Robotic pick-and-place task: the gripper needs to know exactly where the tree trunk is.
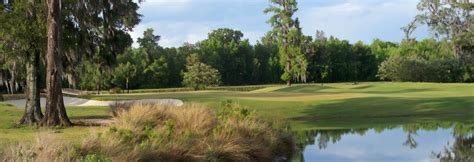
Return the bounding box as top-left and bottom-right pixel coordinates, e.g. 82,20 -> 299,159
18,50 -> 43,125
8,80 -> 13,94
9,66 -> 16,94
97,83 -> 100,95
126,77 -> 129,93
12,64 -> 16,94
41,0 -> 72,127
286,56 -> 292,86
5,80 -> 11,94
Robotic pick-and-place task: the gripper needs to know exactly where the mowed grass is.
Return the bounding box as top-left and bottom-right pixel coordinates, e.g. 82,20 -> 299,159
1,82 -> 473,146
85,82 -> 474,130
0,103 -> 109,147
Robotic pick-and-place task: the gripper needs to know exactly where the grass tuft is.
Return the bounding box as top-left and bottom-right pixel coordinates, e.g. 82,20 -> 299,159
0,134 -> 77,161
80,101 -> 294,161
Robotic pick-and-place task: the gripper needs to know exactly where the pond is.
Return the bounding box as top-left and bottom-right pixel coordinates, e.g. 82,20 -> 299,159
293,122 -> 474,162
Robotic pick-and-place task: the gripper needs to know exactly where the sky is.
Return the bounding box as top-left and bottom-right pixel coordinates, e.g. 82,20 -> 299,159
129,0 -> 431,48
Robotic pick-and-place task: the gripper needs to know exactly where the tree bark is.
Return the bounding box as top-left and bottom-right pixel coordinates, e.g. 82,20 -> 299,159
126,77 -> 129,93
286,59 -> 292,86
9,64 -> 16,94
5,80 -> 11,94
41,0 -> 72,127
18,50 -> 43,125
97,83 -> 100,95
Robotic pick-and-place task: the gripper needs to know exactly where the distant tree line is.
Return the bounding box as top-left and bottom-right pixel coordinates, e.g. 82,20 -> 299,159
1,0 -> 473,94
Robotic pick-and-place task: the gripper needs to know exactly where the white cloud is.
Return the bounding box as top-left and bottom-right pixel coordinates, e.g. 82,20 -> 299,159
138,0 -> 192,15
130,21 -> 212,48
298,0 -> 429,43
130,0 -> 430,48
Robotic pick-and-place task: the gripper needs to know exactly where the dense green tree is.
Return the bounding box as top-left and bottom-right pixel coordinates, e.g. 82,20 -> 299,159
415,0 -> 473,58
134,29 -> 171,88
307,30 -> 329,83
65,0 -> 141,92
378,39 -> 462,82
41,0 -> 72,126
414,0 -> 473,81
182,54 -> 221,90
39,0 -> 142,126
0,0 -> 46,125
112,62 -> 137,93
326,37 -> 353,82
138,28 -> 161,62
352,41 -> 378,81
264,0 -> 307,86
254,32 -> 282,84
199,28 -> 254,85
77,61 -> 109,92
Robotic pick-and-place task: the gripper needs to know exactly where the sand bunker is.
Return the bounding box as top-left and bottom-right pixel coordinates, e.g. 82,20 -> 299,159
1,96 -> 184,108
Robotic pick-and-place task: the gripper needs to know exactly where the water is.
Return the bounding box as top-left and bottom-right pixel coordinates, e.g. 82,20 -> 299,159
295,123 -> 474,162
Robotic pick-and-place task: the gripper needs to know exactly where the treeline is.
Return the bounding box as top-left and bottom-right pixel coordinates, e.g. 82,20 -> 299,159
76,28 -> 378,91
75,28 -> 472,92
1,0 -> 472,94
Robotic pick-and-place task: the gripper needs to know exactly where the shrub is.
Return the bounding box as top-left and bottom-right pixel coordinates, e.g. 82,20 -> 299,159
0,134 -> 77,161
109,87 -> 122,94
182,54 -> 221,90
2,102 -> 294,161
80,102 -> 294,161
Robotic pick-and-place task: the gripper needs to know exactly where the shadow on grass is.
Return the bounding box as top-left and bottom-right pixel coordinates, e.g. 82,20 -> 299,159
276,85 -> 334,93
291,96 -> 474,124
351,85 -> 374,89
69,115 -> 111,120
357,88 -> 434,94
276,84 -> 434,95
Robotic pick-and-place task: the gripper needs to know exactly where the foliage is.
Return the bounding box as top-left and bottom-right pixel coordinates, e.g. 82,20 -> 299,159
378,55 -> 403,81
111,62 -> 137,91
0,134 -> 77,161
78,103 -> 294,161
198,28 -> 255,85
264,0 -> 308,85
77,61 -> 111,92
378,39 -> 464,82
182,54 -> 221,90
415,0 -> 473,57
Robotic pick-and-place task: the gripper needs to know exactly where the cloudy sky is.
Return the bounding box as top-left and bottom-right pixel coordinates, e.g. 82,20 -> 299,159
130,0 -> 431,48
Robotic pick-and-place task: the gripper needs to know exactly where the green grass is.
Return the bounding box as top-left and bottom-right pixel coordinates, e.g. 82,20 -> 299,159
0,103 -> 109,147
1,82 -> 474,146
85,82 -> 474,130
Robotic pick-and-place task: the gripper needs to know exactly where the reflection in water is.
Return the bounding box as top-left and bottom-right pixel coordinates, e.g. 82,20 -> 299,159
434,135 -> 474,161
293,122 -> 474,162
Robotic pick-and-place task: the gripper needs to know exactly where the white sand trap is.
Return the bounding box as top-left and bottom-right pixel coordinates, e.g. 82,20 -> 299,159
1,96 -> 184,108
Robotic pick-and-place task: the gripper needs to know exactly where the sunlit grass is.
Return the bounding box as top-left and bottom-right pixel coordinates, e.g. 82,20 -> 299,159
1,82 -> 474,146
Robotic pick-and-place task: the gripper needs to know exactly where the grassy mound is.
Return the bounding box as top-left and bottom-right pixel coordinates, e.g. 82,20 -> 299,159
80,102 -> 294,161
0,134 -> 77,161
2,102 -> 294,161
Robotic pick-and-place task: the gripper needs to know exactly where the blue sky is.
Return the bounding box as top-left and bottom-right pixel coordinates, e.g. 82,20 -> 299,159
130,0 -> 431,47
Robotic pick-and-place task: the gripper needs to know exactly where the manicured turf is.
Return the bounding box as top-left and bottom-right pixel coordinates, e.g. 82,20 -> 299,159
0,103 -> 109,147
85,82 -> 474,129
1,82 -> 474,146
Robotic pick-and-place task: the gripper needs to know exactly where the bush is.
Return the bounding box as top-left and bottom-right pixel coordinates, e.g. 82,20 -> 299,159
109,87 -> 122,94
2,102 -> 294,161
182,54 -> 221,90
378,55 -> 464,82
80,102 -> 294,161
0,134 -> 77,161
